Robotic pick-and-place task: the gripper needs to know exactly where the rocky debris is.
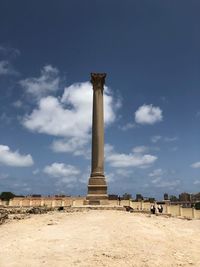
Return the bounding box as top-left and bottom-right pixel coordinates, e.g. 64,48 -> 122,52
0,207 -> 55,224
27,207 -> 53,214
64,208 -> 84,213
1,207 -> 31,214
63,206 -> 126,213
0,206 -> 55,215
124,206 -> 134,212
47,219 -> 58,226
9,214 -> 30,220
0,209 -> 8,224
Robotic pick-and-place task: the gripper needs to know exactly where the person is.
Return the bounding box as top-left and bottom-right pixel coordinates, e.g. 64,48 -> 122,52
150,205 -> 154,214
157,205 -> 161,213
160,205 -> 163,213
153,205 -> 156,214
157,205 -> 163,213
118,195 -> 121,206
150,205 -> 156,214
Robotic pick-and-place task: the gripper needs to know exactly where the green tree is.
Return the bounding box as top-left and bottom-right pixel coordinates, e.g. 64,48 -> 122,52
148,198 -> 155,203
195,202 -> 200,210
170,195 -> 178,202
0,192 -> 15,201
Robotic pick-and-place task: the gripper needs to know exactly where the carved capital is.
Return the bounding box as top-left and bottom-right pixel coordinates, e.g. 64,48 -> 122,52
91,73 -> 106,90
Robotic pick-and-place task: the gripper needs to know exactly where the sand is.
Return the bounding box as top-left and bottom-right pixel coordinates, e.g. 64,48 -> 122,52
0,210 -> 200,267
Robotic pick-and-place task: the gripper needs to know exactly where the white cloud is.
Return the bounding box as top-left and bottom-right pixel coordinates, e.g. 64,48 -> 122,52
151,135 -> 178,143
13,100 -> 23,108
151,176 -> 162,184
191,162 -> 200,168
132,146 -> 149,154
169,146 -> 178,152
196,111 -> 200,118
78,166 -> 90,184
0,112 -> 12,125
23,81 -> 116,139
105,144 -> 157,168
0,60 -> 18,75
153,179 -> 180,188
193,180 -> 200,185
0,61 -> 10,75
151,135 -> 162,143
149,168 -> 164,177
0,45 -> 20,57
61,82 -> 116,125
51,137 -> 90,157
119,122 -> 136,131
0,45 -> 19,75
0,173 -> 8,179
43,162 -> 80,184
115,169 -> 133,177
0,145 -> 34,167
164,137 -> 178,142
149,169 -> 180,189
104,172 -> 115,183
135,104 -> 163,125
19,65 -> 60,99
33,169 -> 40,175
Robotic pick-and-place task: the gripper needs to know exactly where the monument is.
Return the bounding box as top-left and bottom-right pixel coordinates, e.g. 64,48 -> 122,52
86,73 -> 108,205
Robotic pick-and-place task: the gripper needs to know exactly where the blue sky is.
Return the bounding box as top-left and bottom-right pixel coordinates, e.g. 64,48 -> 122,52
0,0 -> 200,199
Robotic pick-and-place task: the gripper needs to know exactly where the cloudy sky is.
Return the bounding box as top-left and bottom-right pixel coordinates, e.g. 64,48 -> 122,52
0,1 -> 200,199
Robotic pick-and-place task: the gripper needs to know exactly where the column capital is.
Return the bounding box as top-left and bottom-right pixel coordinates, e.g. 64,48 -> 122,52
91,73 -> 106,89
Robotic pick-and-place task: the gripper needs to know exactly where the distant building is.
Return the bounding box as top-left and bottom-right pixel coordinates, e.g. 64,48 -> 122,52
122,193 -> 132,200
108,194 -> 118,200
148,197 -> 155,203
164,193 -> 169,200
136,194 -> 143,201
191,192 -> 200,202
170,195 -> 179,202
179,192 -> 191,202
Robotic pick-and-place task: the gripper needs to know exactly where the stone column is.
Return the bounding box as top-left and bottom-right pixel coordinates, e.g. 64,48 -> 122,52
86,73 -> 108,204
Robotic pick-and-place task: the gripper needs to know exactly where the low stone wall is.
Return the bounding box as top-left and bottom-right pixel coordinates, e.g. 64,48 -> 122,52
107,200 -> 130,206
130,201 -> 200,219
130,201 -> 155,211
167,205 -> 200,219
2,198 -> 200,219
166,205 -> 180,217
7,197 -> 80,208
7,197 -> 130,208
0,199 -> 9,206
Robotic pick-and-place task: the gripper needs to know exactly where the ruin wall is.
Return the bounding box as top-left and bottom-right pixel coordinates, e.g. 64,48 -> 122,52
1,197 -> 200,219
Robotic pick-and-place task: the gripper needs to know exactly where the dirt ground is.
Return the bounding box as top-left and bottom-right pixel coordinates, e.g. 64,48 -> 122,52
0,210 -> 200,267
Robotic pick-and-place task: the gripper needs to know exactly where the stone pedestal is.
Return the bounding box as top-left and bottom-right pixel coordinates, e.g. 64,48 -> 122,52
86,73 -> 108,205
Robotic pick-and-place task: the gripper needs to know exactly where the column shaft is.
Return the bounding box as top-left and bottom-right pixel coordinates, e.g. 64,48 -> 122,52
91,86 -> 104,176
87,73 -> 108,204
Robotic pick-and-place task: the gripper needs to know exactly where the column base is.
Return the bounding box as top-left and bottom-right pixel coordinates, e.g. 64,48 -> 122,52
86,175 -> 108,205
84,199 -> 109,205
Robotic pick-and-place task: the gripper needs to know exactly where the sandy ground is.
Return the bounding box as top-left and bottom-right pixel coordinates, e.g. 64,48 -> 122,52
0,210 -> 200,267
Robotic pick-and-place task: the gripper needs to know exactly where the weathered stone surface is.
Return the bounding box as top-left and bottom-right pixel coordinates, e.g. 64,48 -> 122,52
28,207 -> 52,214
0,207 -> 53,224
0,209 -> 8,224
9,214 -> 30,220
87,73 -> 108,203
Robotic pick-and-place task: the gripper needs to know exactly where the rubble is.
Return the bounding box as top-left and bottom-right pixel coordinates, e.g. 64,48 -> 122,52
0,209 -> 8,225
